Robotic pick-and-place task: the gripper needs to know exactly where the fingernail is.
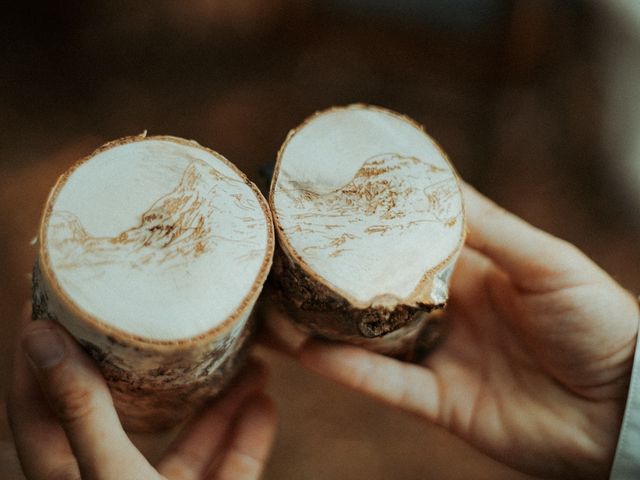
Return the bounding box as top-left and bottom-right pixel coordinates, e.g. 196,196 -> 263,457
23,327 -> 66,369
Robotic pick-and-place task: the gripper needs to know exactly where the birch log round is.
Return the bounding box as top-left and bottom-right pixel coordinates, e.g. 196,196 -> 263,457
269,104 -> 465,355
33,135 -> 274,431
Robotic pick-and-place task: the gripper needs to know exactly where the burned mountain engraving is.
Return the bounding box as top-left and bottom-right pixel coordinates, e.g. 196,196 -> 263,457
277,152 -> 461,260
49,159 -> 264,272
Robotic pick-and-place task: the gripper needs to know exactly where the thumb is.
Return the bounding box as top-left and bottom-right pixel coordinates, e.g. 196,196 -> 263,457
22,320 -> 156,480
462,183 -> 607,291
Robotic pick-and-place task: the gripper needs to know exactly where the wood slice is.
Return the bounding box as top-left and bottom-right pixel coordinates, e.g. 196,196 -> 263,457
33,135 -> 274,431
269,104 -> 465,355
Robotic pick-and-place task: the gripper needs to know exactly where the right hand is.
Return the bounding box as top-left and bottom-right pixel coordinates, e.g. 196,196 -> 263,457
265,183 -> 639,479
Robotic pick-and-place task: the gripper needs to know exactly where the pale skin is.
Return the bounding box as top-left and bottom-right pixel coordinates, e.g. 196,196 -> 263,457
264,183 -> 640,479
7,183 -> 639,479
7,310 -> 277,480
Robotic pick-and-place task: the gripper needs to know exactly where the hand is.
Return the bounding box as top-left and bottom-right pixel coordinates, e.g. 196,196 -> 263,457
7,310 -> 277,480
264,183 -> 640,479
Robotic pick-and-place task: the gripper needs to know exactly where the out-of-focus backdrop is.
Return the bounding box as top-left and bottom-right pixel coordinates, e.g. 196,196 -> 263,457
1,1 -> 639,478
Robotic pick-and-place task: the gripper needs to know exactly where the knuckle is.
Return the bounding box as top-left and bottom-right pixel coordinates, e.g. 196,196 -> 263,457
50,384 -> 95,424
550,240 -> 590,273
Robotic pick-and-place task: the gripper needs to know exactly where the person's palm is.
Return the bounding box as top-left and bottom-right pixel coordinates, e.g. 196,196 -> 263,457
269,184 -> 639,479
427,237 -> 636,478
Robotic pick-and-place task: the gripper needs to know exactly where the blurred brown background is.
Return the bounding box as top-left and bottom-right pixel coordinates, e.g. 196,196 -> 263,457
1,0 -> 639,478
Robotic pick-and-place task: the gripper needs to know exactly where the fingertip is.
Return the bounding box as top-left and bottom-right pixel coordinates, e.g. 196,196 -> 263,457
20,319 -> 109,403
21,319 -> 76,351
20,320 -> 95,374
21,323 -> 66,371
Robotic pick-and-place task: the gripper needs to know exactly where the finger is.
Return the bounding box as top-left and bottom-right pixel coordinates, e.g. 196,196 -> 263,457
462,182 -> 602,291
19,320 -> 156,480
156,359 -> 268,480
298,338 -> 441,421
212,394 -> 277,480
8,308 -> 80,480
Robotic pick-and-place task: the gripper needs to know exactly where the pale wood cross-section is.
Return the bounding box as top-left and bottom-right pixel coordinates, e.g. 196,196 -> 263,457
270,104 -> 465,354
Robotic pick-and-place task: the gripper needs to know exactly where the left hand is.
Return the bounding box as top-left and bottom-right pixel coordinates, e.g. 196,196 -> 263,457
263,183 -> 639,479
7,308 -> 277,480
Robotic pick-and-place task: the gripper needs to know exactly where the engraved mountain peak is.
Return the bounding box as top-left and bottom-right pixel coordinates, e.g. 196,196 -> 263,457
48,159 -> 256,271
278,153 -> 461,258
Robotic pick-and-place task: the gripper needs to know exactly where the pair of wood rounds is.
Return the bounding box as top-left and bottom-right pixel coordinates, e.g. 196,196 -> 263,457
34,104 -> 465,431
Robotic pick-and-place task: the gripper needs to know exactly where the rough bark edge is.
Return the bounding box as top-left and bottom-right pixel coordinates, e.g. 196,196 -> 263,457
268,246 -> 446,356
109,320 -> 253,432
33,259 -> 254,432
